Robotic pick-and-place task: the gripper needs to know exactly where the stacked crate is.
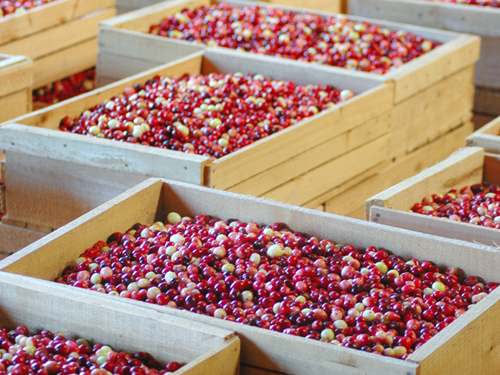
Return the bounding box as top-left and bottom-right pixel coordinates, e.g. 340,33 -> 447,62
347,0 -> 500,117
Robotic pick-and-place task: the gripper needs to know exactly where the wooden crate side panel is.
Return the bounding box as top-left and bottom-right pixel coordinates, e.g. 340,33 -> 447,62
0,223 -> 45,257
73,0 -> 116,18
0,272 -> 235,367
261,134 -> 388,206
386,35 -> 480,104
467,116 -> 500,138
179,337 -> 239,375
2,151 -> 150,229
474,88 -> 500,117
116,0 -> 167,10
370,206 -> 500,247
366,147 -> 484,212
107,0 -> 210,32
263,0 -> 342,13
409,287 -> 500,375
323,122 -> 473,217
16,54 -> 203,126
33,38 -> 98,89
0,125 -> 207,190
0,8 -> 115,60
347,0 -> 500,37
475,36 -> 500,89
390,65 -> 474,158
0,1 -> 76,45
96,52 -> 163,86
227,111 -> 390,197
0,89 -> 31,123
208,83 -> 393,190
483,153 -> 500,185
0,59 -> 32,97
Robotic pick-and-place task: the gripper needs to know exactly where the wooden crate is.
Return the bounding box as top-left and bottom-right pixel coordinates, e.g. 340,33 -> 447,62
0,54 -> 32,123
466,115 -> 500,153
319,121 -> 474,219
364,146 -> 500,246
2,177 -> 500,375
347,0 -> 500,116
97,0 -> 478,161
0,222 -> 45,260
0,0 -> 115,89
0,48 -> 392,230
0,271 -> 239,375
117,0 -> 174,14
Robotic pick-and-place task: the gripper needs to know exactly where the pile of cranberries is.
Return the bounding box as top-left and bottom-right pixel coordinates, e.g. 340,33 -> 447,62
149,3 -> 441,74
0,0 -> 55,16
56,212 -> 498,359
0,325 -> 183,375
59,73 -> 352,159
411,183 -> 500,229
33,68 -> 95,105
426,0 -> 500,7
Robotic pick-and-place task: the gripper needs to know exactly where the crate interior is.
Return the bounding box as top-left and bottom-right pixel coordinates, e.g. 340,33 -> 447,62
0,271 -> 228,366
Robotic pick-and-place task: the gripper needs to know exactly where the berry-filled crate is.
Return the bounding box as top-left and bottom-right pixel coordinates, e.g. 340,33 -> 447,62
0,0 -> 115,91
347,0 -> 500,116
0,54 -> 32,123
1,178 -> 500,375
0,47 -> 392,232
0,271 -> 240,375
97,0 -> 479,163
466,115 -> 500,152
365,146 -> 500,246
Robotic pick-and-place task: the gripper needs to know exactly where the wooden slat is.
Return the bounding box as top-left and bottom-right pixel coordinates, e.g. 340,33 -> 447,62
0,125 -> 209,186
227,111 -> 390,197
0,89 -> 31,123
0,8 -> 115,60
0,222 -> 45,258
73,0 -> 116,18
261,134 -> 388,206
466,116 -> 500,153
96,51 -> 163,84
323,122 -> 473,217
474,89 -> 500,117
390,65 -> 474,158
0,58 -> 32,97
370,206 -> 500,247
384,35 -> 480,104
2,151 -> 148,230
33,38 -> 98,89
366,147 -> 484,212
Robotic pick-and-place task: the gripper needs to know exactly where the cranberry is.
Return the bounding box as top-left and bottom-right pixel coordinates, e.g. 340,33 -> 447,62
33,68 -> 95,105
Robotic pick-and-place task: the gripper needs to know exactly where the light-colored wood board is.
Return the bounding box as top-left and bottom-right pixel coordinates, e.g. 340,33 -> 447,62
390,65 -> 474,157
0,8 -> 115,60
370,206 -> 500,247
467,115 -> 500,138
0,125 -> 208,187
0,271 -> 239,375
240,364 -> 285,375
384,35 -> 480,104
2,151 -> 149,230
347,0 -> 500,37
5,178 -> 500,374
0,222 -> 45,257
324,122 -> 473,217
73,0 -> 116,19
0,58 -> 32,97
466,116 -> 500,153
227,111 -> 390,197
475,36 -> 500,89
116,0 -> 170,11
474,88 -> 500,117
97,27 -> 203,77
262,0 -> 343,13
261,134 -> 388,206
0,89 -> 31,123
33,38 -> 98,90
366,147 -> 484,212
96,51 -> 163,85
